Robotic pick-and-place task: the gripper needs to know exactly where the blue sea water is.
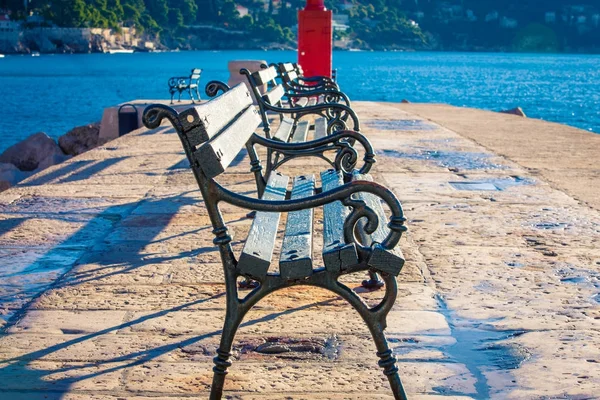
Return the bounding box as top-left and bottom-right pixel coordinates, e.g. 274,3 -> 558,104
0,50 -> 599,152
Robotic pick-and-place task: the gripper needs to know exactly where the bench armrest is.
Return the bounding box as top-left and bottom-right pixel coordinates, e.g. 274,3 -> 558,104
291,80 -> 339,91
249,130 -> 375,176
205,80 -> 231,98
285,90 -> 351,107
262,101 -> 360,132
215,178 -> 407,252
300,75 -> 335,83
168,76 -> 189,87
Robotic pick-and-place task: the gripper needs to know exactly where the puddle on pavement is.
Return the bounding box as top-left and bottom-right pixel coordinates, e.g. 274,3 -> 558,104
0,248 -> 85,327
532,222 -> 570,230
556,266 -> 600,302
367,119 -> 438,131
450,177 -> 535,191
432,294 -> 529,399
505,261 -> 525,268
380,148 -> 507,170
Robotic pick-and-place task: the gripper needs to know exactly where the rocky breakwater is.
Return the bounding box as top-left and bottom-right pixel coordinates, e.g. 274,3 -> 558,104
0,123 -> 104,191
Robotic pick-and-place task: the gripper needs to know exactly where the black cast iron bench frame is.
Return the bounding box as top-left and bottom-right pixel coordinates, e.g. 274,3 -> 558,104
142,84 -> 409,400
205,70 -> 360,179
295,62 -> 338,85
276,62 -> 340,93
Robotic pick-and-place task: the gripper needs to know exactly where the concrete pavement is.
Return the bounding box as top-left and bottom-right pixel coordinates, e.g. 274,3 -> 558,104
0,102 -> 598,399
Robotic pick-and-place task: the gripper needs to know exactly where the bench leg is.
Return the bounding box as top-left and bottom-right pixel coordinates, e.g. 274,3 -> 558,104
209,315 -> 240,399
362,271 -> 385,289
371,328 -> 409,400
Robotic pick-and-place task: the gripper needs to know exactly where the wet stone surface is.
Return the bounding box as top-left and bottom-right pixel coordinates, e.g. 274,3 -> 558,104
450,177 -> 535,191
367,119 -> 438,131
379,148 -> 507,170
434,295 -> 530,399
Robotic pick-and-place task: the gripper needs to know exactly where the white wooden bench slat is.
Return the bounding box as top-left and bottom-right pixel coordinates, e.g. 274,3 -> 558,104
295,97 -> 309,107
237,172 -> 290,279
279,175 -> 315,279
262,84 -> 285,105
254,67 -> 278,86
179,84 -> 253,146
194,105 -> 261,179
273,117 -> 295,142
291,121 -> 310,143
314,117 -> 327,140
321,169 -> 359,272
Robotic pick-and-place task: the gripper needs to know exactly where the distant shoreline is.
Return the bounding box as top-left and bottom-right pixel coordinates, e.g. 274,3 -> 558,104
3,46 -> 600,56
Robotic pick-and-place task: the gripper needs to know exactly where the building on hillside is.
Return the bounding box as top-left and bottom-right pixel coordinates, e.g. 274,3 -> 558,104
0,13 -> 21,52
338,1 -> 354,11
25,12 -> 45,26
236,4 -> 249,17
332,14 -> 349,31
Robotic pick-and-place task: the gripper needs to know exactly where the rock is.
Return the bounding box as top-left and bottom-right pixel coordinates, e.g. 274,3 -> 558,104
401,99 -> 411,104
58,122 -> 101,156
0,162 -> 29,192
500,107 -> 527,117
37,152 -> 71,171
0,132 -> 66,171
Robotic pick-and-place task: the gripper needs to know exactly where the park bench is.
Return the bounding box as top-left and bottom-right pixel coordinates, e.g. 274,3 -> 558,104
168,68 -> 202,104
277,62 -> 340,93
142,83 -> 409,400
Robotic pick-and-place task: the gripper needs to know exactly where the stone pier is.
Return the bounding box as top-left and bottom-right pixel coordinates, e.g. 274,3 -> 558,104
0,102 -> 598,399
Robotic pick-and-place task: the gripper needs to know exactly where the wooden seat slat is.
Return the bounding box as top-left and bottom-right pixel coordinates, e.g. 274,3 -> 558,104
273,117 -> 295,142
194,105 -> 261,179
238,172 -> 290,279
279,175 -> 316,280
314,117 -> 327,140
321,169 -> 359,272
262,84 -> 286,106
291,121 -> 310,143
352,173 -> 405,276
179,84 -> 253,146
295,97 -> 309,107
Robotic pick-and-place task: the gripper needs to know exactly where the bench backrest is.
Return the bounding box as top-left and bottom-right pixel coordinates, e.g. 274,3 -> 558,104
277,63 -> 299,83
243,65 -> 285,106
174,83 -> 260,179
241,65 -> 287,138
190,68 -> 202,81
